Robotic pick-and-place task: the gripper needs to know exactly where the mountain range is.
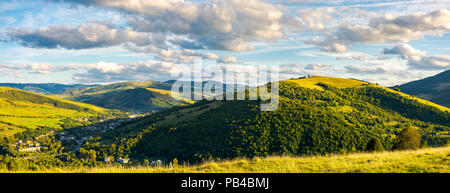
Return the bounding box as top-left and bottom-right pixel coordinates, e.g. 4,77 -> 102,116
0,83 -> 95,95
79,76 -> 449,162
0,74 -> 449,164
52,81 -> 192,114
392,70 -> 450,108
3,70 -> 448,115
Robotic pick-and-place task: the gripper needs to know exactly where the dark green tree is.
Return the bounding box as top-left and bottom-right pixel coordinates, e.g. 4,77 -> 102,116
394,127 -> 421,150
365,137 -> 384,152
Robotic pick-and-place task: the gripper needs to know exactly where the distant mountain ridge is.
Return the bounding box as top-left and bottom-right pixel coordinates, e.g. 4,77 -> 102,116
0,80 -> 247,114
54,81 -> 189,113
57,80 -> 244,113
0,83 -> 95,95
392,70 -> 450,107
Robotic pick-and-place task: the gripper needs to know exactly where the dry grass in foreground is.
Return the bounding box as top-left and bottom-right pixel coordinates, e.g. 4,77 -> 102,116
5,147 -> 449,173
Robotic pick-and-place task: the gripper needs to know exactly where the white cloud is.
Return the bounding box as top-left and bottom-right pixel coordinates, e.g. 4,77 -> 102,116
217,56 -> 237,64
383,43 -> 426,59
73,60 -> 176,83
0,69 -> 22,78
308,9 -> 450,53
336,53 -> 372,61
47,0 -> 293,52
279,63 -> 304,74
296,7 -> 336,31
345,65 -> 390,74
408,55 -> 450,70
304,63 -> 332,70
383,43 -> 450,70
8,22 -> 152,49
0,60 -> 176,82
0,63 -> 66,74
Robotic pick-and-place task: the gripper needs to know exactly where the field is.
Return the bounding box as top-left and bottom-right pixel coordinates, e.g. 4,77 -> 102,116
5,147 -> 449,173
0,87 -> 108,136
286,76 -> 367,90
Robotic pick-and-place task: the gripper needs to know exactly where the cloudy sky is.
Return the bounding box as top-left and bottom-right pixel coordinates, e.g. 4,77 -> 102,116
0,0 -> 449,86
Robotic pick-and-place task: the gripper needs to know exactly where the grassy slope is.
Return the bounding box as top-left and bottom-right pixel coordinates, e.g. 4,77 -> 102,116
0,87 -> 107,136
57,81 -> 166,96
8,147 -> 449,173
286,76 -> 367,90
288,76 -> 449,112
73,88 -> 191,113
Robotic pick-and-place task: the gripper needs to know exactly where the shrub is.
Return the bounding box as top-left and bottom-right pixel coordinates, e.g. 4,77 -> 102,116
365,137 -> 384,152
394,127 -> 421,150
172,158 -> 179,168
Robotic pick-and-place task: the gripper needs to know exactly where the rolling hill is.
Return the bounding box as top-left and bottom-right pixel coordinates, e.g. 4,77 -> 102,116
77,88 -> 194,114
392,70 -> 450,107
54,81 -> 193,113
80,76 -> 450,162
0,86 -> 118,137
57,80 -> 241,113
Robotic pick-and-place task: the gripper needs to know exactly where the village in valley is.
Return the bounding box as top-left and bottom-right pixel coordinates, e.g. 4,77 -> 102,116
12,114 -> 153,165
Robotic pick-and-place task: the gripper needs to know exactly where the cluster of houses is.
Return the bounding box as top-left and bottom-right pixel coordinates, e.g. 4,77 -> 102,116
103,157 -> 163,166
77,117 -> 90,122
103,157 -> 130,164
15,140 -> 41,152
87,118 -> 129,132
128,113 -> 148,119
60,119 -> 129,143
59,118 -> 134,153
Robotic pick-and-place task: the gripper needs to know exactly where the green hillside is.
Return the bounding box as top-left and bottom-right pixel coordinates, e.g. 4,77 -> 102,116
0,87 -> 118,137
60,81 -> 171,96
78,88 -> 193,113
80,76 -> 450,163
393,70 -> 450,108
57,80 -> 240,113
56,81 -> 193,113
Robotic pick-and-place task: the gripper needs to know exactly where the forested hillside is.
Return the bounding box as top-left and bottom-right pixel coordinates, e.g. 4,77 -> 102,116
0,87 -> 121,137
56,81 -> 193,113
80,77 -> 450,162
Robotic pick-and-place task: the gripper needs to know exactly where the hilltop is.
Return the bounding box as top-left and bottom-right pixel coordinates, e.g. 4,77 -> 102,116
0,86 -> 119,137
392,70 -> 450,107
80,76 -> 450,162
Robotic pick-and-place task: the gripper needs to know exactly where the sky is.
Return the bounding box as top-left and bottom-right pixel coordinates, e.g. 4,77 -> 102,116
0,0 -> 449,86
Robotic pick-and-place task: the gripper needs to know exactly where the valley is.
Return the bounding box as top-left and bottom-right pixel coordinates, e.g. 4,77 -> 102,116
0,86 -> 124,137
0,75 -> 449,173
